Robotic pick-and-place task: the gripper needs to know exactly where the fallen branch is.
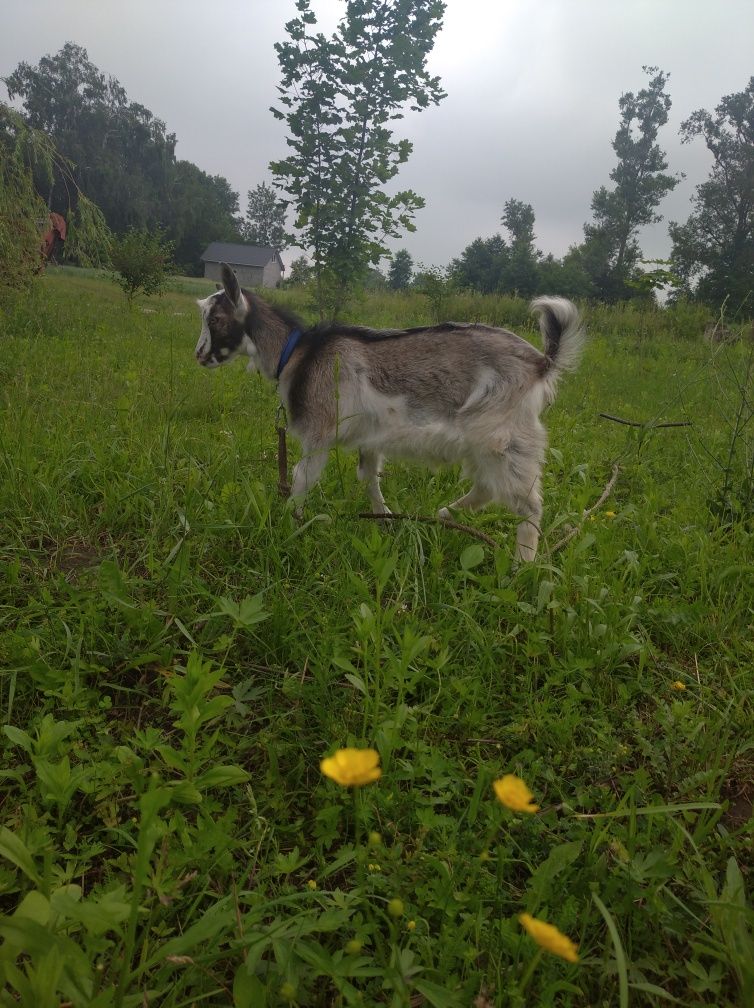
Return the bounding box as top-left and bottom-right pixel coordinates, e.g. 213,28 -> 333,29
599,412 -> 691,429
358,511 -> 500,549
549,463 -> 621,554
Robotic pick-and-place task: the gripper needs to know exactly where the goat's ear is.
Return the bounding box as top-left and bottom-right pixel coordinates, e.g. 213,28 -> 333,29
221,263 -> 244,310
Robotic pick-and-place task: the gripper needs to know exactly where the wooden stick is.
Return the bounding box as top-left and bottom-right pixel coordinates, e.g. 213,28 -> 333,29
358,511 -> 500,548
549,463 -> 621,554
599,412 -> 691,429
277,425 -> 291,499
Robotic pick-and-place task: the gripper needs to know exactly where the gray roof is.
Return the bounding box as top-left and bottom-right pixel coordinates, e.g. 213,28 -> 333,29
200,242 -> 283,268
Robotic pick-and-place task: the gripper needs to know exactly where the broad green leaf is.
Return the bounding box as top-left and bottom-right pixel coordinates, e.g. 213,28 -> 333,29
196,765 -> 250,789
233,963 -> 267,1007
459,544 -> 485,570
344,673 -> 367,695
0,827 -> 43,887
13,890 -> 50,926
527,841 -> 583,906
51,886 -> 130,937
2,725 -> 33,753
414,979 -> 465,1008
158,901 -> 233,959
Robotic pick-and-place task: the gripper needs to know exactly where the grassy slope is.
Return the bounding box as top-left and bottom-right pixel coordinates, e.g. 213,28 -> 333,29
0,270 -> 752,1007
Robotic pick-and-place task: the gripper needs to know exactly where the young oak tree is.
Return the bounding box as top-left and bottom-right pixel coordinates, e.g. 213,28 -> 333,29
670,77 -> 754,308
581,66 -> 679,302
242,181 -> 288,251
271,0 -> 446,317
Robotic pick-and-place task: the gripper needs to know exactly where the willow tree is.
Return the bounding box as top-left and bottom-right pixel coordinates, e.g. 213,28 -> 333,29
0,102 -> 110,297
271,0 -> 446,316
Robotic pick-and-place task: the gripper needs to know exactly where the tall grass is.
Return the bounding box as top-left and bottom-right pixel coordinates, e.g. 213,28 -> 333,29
0,270 -> 752,1006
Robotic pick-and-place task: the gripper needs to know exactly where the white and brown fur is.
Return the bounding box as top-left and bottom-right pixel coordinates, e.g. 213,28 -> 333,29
195,263 -> 584,560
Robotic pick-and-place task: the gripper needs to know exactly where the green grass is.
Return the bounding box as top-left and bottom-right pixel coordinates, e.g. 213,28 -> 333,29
0,270 -> 752,1007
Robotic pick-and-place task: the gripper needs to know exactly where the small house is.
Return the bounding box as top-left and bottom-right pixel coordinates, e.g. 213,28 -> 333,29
200,242 -> 284,288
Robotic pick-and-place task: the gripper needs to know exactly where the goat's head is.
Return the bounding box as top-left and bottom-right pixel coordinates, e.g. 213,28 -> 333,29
194,263 -> 251,368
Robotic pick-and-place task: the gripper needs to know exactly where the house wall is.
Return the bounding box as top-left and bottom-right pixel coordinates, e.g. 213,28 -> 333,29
262,259 -> 283,288
203,262 -> 265,287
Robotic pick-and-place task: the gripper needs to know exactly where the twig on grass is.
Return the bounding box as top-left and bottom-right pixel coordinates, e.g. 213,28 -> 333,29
358,511 -> 500,549
599,412 -> 691,429
549,463 -> 621,554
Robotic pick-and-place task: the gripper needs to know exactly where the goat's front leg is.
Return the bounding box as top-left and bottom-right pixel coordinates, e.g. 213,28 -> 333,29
290,447 -> 329,518
358,450 -> 391,515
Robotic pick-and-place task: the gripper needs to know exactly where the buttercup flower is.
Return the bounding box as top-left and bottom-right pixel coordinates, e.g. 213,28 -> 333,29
387,898 -> 404,918
604,510 -> 616,519
493,774 -> 540,813
306,879 -> 317,890
519,913 -> 579,963
320,747 -> 381,787
671,680 -> 687,691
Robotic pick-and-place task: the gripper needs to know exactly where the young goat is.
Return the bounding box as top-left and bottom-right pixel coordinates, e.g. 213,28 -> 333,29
195,264 -> 584,559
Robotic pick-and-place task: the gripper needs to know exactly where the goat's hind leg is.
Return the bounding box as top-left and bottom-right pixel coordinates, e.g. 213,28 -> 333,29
438,447 -> 544,561
497,451 -> 544,561
358,449 -> 391,515
510,481 -> 543,561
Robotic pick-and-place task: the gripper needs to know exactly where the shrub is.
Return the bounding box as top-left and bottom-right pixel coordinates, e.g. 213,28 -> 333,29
110,227 -> 174,303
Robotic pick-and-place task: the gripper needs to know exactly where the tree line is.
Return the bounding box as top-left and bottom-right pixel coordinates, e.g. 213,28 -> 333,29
385,69 -> 754,310
2,43 -> 289,276
3,16 -> 753,312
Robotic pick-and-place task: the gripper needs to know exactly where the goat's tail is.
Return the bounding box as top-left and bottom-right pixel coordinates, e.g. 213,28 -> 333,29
531,296 -> 585,375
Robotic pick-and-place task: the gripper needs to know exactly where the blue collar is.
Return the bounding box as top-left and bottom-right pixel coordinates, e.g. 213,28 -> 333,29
276,328 -> 303,380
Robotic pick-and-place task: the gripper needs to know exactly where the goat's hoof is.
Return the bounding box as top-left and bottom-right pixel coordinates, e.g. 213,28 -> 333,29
437,507 -> 452,521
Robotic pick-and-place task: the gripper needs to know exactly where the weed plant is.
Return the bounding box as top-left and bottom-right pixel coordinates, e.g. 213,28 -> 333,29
0,272 -> 752,1006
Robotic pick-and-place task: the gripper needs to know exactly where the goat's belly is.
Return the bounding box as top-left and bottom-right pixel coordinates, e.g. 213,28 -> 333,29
349,417 -> 471,466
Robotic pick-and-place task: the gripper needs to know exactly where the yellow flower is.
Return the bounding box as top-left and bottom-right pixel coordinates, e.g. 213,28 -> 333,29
604,510 -> 616,519
519,913 -> 579,963
387,898 -> 404,918
671,680 -> 687,691
492,774 -> 540,814
406,919 -> 416,932
345,938 -> 363,955
320,748 -> 381,787
306,879 -> 317,890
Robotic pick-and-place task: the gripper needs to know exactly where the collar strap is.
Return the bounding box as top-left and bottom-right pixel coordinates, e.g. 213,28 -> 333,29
276,328 -> 303,380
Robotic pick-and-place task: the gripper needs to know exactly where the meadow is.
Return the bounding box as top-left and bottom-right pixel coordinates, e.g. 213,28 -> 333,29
0,268 -> 752,1007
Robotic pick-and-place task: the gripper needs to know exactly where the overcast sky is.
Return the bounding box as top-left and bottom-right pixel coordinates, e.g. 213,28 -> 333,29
3,0 -> 753,271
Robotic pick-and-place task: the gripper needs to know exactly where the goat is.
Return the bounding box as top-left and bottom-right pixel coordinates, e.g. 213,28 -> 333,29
195,263 -> 584,559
